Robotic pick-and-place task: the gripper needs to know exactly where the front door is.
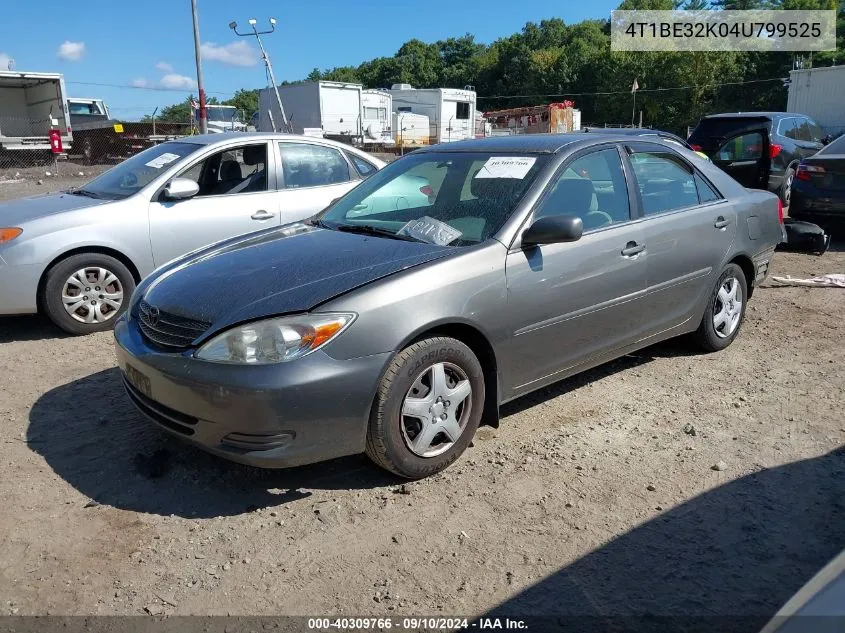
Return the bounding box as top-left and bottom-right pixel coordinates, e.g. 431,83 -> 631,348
148,141 -> 279,267
625,142 -> 737,336
711,130 -> 768,189
501,146 -> 648,396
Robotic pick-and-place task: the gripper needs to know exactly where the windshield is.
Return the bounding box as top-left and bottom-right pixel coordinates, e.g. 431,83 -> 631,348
206,107 -> 238,122
76,142 -> 200,200
319,151 -> 548,246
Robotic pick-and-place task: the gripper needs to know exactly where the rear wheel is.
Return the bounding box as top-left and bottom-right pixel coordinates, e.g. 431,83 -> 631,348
366,337 -> 485,479
42,253 -> 135,335
693,263 -> 747,352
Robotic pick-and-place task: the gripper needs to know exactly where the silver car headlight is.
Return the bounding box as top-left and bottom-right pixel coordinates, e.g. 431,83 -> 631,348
195,313 -> 356,364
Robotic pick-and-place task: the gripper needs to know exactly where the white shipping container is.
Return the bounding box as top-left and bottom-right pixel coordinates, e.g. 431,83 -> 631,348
393,112 -> 431,147
388,85 -> 476,144
787,66 -> 845,137
361,90 -> 394,145
259,81 -> 363,139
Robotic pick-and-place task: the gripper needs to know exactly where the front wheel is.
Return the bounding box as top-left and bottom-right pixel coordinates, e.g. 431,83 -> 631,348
693,263 -> 748,352
366,337 -> 485,479
779,167 -> 795,207
42,253 -> 135,335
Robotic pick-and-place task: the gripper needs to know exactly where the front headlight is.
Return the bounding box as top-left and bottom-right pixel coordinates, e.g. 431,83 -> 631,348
195,313 -> 356,364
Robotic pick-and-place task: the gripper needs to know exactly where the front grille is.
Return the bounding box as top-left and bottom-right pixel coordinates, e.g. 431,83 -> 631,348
138,300 -> 210,349
123,377 -> 198,436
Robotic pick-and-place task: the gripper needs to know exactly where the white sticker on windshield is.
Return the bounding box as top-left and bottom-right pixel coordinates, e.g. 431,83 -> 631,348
398,216 -> 462,246
145,152 -> 181,169
474,156 -> 537,180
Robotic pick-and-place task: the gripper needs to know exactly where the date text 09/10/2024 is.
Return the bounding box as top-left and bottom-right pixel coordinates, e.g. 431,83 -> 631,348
306,617 -> 528,630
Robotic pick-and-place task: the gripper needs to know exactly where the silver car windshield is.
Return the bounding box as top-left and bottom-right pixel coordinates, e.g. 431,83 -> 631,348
74,142 -> 200,200
320,152 -> 548,246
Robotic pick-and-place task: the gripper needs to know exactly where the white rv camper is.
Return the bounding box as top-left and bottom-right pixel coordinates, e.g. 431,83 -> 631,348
259,81 -> 363,141
361,90 -> 394,146
388,85 -> 476,144
393,112 -> 431,148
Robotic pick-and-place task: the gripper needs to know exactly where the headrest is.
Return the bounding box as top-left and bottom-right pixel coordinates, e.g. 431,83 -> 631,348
547,177 -> 595,215
242,145 -> 265,166
470,177 -> 521,199
219,160 -> 242,181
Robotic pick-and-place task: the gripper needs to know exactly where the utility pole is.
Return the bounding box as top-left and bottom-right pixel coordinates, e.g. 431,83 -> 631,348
191,0 -> 208,134
231,18 -> 289,133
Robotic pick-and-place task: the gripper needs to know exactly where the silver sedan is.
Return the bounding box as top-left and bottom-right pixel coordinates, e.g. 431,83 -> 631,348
0,133 -> 385,334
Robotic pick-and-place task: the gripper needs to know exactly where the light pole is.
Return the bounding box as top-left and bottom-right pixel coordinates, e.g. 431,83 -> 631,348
191,0 -> 208,134
230,18 -> 289,133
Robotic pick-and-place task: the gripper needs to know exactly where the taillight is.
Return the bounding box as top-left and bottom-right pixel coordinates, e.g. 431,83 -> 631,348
796,163 -> 824,181
690,143 -> 703,152
420,185 -> 434,197
769,143 -> 782,159
67,126 -> 72,134
777,198 -> 784,224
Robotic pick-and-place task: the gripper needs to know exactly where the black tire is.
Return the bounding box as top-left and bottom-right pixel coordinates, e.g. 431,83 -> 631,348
779,166 -> 796,207
366,336 -> 485,479
41,253 -> 135,335
693,263 -> 748,353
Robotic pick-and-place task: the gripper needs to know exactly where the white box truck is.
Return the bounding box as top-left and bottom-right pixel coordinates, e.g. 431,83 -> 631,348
787,66 -> 845,138
361,89 -> 394,146
388,85 -> 476,144
259,81 -> 363,141
0,71 -> 72,156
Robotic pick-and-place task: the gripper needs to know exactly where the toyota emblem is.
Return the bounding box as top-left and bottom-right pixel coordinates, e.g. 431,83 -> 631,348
148,306 -> 160,326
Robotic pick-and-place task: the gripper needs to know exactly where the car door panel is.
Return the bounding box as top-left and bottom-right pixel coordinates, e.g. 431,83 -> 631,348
711,130 -> 768,189
148,141 -> 279,267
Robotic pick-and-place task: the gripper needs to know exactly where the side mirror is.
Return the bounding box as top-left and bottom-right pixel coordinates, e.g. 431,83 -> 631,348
162,177 -> 200,201
522,214 -> 583,247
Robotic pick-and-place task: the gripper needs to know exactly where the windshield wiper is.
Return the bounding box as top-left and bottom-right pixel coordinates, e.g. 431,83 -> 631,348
68,188 -> 101,199
331,223 -> 425,243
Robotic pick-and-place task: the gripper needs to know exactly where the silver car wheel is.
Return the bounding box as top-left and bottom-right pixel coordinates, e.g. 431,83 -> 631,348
713,276 -> 743,339
401,361 -> 473,458
62,267 -> 124,324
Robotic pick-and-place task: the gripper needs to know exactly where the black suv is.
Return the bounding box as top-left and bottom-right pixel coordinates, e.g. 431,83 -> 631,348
688,112 -> 828,206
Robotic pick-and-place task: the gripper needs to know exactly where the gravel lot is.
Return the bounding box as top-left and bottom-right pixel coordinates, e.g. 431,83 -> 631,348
0,173 -> 843,626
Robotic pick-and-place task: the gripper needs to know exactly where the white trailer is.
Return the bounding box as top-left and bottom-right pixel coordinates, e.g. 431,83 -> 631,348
388,85 -> 476,144
361,89 -> 394,146
259,81 -> 363,141
0,71 -> 72,153
393,112 -> 431,148
787,66 -> 845,138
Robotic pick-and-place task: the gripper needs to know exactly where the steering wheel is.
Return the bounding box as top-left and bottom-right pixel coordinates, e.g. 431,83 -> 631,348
583,210 -> 614,229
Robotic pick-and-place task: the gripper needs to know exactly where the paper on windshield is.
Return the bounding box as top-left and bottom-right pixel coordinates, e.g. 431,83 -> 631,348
474,156 -> 536,180
145,152 -> 181,169
398,216 -> 462,246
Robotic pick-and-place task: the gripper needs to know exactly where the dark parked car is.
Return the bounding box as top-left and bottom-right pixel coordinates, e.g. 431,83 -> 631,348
688,112 -> 828,206
115,134 -> 783,479
790,132 -> 845,227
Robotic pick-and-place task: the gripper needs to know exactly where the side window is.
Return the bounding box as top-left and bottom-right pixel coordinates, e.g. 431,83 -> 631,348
178,144 -> 267,197
780,118 -> 799,140
278,143 -> 351,188
535,148 -> 630,231
803,118 -> 826,144
629,150 -> 699,215
346,152 -> 377,178
715,132 -> 763,162
694,173 -> 721,204
456,102 -> 471,120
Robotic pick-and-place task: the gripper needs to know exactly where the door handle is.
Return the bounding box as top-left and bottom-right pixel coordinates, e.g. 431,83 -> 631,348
714,216 -> 730,229
251,210 -> 275,221
621,241 -> 645,257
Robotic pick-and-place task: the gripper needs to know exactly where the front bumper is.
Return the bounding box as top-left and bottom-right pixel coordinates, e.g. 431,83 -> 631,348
113,316 -> 391,468
0,257 -> 41,315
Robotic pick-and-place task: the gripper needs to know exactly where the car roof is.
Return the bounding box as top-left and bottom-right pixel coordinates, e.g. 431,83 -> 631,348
179,132 -> 358,148
582,127 -> 678,136
702,112 -> 796,120
415,133 -> 644,155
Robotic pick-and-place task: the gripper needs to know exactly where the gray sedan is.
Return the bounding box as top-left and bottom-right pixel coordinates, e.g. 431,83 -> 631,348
0,133 -> 384,334
114,134 -> 783,479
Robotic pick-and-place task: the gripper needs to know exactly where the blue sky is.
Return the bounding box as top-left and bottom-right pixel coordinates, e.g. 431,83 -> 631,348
0,0 -> 618,120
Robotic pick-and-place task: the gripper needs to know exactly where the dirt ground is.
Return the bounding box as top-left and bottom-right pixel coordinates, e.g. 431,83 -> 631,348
0,173 -> 843,626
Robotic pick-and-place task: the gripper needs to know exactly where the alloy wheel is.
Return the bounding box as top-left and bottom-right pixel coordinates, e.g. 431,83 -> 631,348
713,276 -> 743,339
62,267 -> 124,324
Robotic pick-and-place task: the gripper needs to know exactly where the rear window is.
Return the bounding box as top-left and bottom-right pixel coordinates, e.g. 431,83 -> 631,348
690,117 -> 771,143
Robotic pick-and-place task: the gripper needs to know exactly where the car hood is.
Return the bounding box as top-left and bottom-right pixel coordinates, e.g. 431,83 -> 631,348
0,191 -> 111,225
141,223 -> 457,338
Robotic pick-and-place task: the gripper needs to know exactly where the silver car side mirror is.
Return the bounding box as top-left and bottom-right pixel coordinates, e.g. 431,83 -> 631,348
163,178 -> 200,201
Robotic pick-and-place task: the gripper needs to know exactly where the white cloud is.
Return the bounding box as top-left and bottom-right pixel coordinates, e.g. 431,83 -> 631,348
131,78 -> 149,88
200,41 -> 258,67
155,61 -> 173,72
0,52 -> 13,70
160,73 -> 197,90
57,41 -> 85,61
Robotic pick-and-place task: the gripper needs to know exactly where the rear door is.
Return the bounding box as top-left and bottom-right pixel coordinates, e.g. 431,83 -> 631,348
625,141 -> 736,335
274,141 -> 362,224
711,130 -> 769,189
148,141 -> 280,266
